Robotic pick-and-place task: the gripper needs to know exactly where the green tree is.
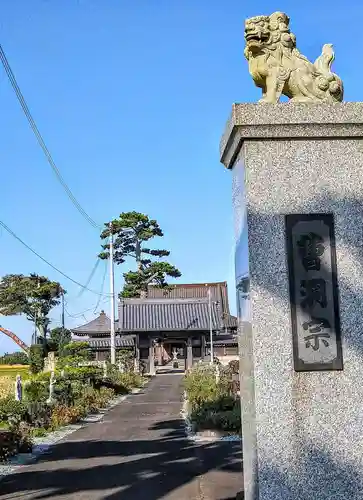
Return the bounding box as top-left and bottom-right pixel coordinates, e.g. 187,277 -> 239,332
99,212 -> 181,298
57,341 -> 91,368
0,351 -> 29,365
0,274 -> 65,341
29,344 -> 46,374
49,327 -> 72,352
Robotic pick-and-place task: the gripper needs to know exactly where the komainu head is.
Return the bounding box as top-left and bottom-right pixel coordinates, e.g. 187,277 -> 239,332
244,11 -> 296,57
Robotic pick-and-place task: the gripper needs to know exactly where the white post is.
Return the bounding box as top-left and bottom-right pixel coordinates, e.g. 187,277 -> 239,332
208,287 -> 214,365
14,374 -> 22,401
109,222 -> 116,365
46,371 -> 55,404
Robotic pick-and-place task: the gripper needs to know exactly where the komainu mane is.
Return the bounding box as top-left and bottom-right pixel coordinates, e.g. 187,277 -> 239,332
244,12 -> 344,103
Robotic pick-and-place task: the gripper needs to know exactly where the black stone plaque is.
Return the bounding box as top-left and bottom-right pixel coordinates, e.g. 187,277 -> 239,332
285,214 -> 343,372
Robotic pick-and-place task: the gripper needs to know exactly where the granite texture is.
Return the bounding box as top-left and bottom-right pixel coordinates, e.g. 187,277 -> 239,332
220,102 -> 363,169
225,102 -> 363,500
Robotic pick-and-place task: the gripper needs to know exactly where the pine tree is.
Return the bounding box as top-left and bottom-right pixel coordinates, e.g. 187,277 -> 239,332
99,212 -> 181,298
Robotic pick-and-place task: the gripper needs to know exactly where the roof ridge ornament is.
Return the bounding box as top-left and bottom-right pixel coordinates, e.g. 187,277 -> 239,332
244,11 -> 344,103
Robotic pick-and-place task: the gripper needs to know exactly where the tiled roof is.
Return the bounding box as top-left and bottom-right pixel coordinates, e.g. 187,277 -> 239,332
207,334 -> 238,346
147,282 -> 230,315
71,310 -> 111,335
88,336 -> 135,349
72,299 -> 237,336
119,298 -> 226,332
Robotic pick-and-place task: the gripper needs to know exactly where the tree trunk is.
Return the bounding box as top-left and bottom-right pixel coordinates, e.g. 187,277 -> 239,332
135,240 -> 142,272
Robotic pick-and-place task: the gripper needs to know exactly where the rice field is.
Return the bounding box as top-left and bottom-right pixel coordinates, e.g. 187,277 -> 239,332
0,366 -> 30,399
0,365 -> 29,379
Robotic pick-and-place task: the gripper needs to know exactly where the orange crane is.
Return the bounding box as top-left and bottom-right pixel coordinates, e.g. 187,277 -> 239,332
0,326 -> 29,353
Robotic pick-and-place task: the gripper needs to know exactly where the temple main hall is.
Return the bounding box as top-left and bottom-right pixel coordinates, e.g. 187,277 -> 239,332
71,282 -> 238,372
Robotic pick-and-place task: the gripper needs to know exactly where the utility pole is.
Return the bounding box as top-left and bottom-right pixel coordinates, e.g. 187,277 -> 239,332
61,290 -> 65,330
59,289 -> 65,347
109,222 -> 116,365
208,287 -> 214,365
33,277 -> 41,345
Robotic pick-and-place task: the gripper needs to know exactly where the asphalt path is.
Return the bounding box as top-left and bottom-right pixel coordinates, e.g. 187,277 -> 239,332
0,373 -> 242,500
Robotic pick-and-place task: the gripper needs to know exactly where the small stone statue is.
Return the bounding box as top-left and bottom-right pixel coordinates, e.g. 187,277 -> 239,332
244,11 -> 343,103
14,374 -> 22,401
172,349 -> 179,369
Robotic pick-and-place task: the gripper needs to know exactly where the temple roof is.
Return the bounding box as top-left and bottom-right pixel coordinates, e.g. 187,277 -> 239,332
206,334 -> 238,346
72,299 -> 237,336
88,336 -> 134,349
71,310 -> 112,335
118,298 -> 236,332
147,282 -> 230,314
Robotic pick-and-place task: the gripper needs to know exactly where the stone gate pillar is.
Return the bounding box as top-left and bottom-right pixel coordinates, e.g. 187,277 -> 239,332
186,337 -> 193,370
148,337 -> 155,376
220,102 -> 363,500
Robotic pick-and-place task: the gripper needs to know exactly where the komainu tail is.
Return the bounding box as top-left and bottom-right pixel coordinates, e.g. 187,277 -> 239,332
314,43 -> 335,76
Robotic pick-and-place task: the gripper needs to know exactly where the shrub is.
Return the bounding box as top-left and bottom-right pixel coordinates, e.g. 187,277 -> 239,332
184,364 -> 231,411
0,430 -> 18,462
53,379 -> 74,406
76,386 -> 114,413
192,403 -> 241,432
0,422 -> 33,462
57,341 -> 91,368
116,372 -> 143,390
98,371 -> 143,395
0,397 -> 27,425
97,387 -> 115,407
11,422 -> 33,453
26,402 -> 52,429
62,366 -> 103,383
116,349 -> 134,371
228,360 -> 239,375
50,405 -> 82,429
184,363 -> 241,433
24,379 -> 48,403
31,427 -> 47,437
29,344 -> 46,374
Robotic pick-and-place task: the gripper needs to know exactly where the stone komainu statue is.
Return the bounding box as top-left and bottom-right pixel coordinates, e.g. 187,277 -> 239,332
244,12 -> 343,103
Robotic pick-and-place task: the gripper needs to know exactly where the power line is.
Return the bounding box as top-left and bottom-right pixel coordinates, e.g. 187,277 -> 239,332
0,219 -> 110,297
77,259 -> 100,298
0,43 -> 101,230
93,260 -> 108,312
64,296 -> 108,319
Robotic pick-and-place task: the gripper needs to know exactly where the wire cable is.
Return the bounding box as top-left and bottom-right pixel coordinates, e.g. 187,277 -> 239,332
76,259 -> 100,298
64,297 -> 108,319
0,219 -> 109,297
0,44 -> 101,230
93,260 -> 108,312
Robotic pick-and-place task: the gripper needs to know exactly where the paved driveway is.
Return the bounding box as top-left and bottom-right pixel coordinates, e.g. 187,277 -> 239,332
0,373 -> 242,500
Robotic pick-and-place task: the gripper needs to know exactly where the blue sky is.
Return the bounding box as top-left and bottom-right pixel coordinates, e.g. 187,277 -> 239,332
0,1 -> 361,353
